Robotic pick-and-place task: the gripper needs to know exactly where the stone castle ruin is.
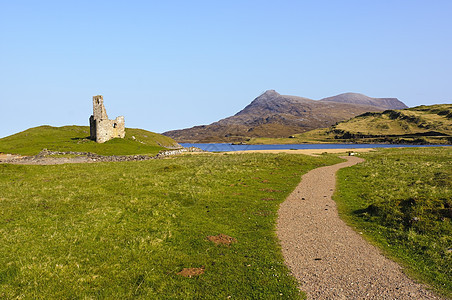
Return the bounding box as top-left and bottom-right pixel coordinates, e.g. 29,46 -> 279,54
89,95 -> 125,143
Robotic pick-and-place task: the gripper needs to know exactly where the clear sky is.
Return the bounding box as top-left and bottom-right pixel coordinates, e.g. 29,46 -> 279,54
1,0 -> 451,138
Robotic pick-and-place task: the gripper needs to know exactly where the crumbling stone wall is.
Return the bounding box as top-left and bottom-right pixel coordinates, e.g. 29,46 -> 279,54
1,147 -> 203,164
89,95 -> 125,143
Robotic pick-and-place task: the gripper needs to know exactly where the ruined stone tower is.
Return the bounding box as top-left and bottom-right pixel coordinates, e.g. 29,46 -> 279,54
89,95 -> 125,143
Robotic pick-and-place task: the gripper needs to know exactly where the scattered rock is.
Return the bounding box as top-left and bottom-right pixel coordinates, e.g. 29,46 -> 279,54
3,147 -> 204,165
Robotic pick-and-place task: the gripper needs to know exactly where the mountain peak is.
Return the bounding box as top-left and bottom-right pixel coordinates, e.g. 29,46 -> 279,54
321,92 -> 372,102
263,89 -> 278,94
320,93 -> 408,110
339,92 -> 370,97
260,90 -> 280,97
246,90 -> 282,106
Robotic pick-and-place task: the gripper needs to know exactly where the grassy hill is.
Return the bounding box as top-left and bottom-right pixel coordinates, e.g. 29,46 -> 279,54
0,125 -> 180,156
250,104 -> 452,145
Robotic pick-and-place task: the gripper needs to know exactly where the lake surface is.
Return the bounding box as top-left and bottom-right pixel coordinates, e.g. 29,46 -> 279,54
180,143 -> 449,152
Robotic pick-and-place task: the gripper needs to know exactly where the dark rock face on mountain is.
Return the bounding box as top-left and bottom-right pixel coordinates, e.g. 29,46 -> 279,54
164,90 -> 408,143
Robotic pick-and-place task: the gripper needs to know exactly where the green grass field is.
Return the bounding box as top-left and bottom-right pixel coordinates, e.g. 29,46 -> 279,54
0,125 -> 179,156
0,153 -> 342,299
335,147 -> 452,297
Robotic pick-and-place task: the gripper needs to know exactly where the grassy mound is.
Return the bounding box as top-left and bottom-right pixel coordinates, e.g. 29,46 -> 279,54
0,153 -> 342,298
326,104 -> 452,144
0,125 -> 180,156
335,147 -> 452,297
249,104 -> 452,144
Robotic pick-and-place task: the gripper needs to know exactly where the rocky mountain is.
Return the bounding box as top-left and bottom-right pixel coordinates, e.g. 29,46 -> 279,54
164,90 -> 408,143
320,92 -> 408,110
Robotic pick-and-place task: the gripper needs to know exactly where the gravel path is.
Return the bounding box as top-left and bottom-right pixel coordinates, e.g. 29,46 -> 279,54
277,156 -> 441,299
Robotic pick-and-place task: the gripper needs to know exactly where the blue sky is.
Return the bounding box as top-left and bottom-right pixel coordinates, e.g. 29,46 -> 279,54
1,0 -> 451,138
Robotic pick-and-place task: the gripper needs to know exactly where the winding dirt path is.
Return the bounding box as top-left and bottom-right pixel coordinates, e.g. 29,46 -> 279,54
277,156 -> 441,299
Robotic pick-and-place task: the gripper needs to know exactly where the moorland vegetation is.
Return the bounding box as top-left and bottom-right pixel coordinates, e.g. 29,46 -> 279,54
250,104 -> 452,145
335,147 -> 452,297
0,152 -> 342,298
1,124 -> 450,298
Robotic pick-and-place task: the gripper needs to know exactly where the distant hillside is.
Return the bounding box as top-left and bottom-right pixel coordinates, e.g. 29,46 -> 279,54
250,104 -> 452,145
320,92 -> 408,110
0,125 -> 181,156
164,90 -> 408,143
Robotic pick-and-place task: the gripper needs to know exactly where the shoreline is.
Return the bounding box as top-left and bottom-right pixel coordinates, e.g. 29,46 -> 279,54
223,148 -> 376,155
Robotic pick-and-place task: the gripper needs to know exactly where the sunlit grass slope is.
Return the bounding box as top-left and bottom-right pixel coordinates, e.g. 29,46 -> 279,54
0,125 -> 180,156
328,104 -> 452,142
250,104 -> 452,144
335,147 -> 452,297
0,153 -> 342,299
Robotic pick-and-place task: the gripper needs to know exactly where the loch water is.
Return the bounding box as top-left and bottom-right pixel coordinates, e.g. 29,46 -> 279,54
180,143 -> 449,152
